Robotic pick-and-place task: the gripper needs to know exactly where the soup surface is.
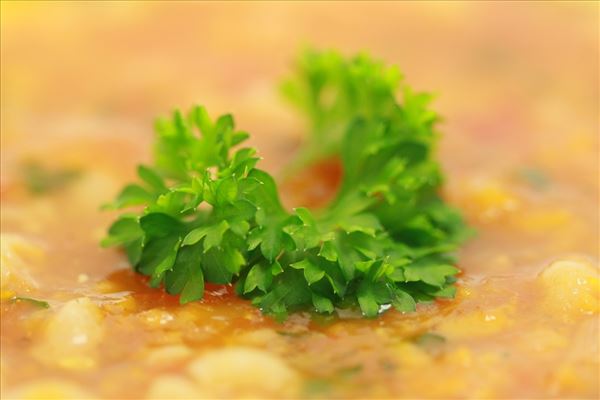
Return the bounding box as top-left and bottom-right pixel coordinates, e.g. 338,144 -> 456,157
1,2 -> 598,399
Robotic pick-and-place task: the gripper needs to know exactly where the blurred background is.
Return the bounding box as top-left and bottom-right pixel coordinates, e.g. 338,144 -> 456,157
1,1 -> 598,188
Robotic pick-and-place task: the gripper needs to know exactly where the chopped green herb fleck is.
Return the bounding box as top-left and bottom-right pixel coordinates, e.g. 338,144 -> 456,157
336,365 -> 363,379
22,161 -> 81,195
516,167 -> 550,190
413,332 -> 446,355
302,378 -> 332,398
9,296 -> 50,309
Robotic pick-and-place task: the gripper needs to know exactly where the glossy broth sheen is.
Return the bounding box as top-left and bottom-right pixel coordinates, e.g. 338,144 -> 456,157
1,2 -> 598,399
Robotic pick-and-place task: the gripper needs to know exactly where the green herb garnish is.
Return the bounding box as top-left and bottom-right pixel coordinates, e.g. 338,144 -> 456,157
413,332 -> 446,355
516,167 -> 550,190
102,50 -> 470,319
9,296 -> 50,309
22,161 -> 81,195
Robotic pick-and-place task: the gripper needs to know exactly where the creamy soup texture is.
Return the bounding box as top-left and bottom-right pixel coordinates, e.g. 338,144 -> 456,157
1,2 -> 599,399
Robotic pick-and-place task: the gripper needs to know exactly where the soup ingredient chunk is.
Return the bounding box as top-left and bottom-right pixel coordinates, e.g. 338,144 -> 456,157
187,347 -> 299,397
33,297 -> 105,369
0,233 -> 43,299
540,258 -> 599,318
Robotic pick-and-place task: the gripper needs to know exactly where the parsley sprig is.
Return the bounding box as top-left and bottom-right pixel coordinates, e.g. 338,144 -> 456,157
103,50 -> 471,319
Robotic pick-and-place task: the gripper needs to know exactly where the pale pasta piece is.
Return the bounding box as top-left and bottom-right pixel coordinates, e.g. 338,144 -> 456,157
0,233 -> 43,299
33,297 -> 105,369
144,345 -> 193,368
187,346 -> 300,398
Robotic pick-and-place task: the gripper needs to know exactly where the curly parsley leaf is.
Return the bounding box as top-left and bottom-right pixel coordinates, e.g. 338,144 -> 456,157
103,50 -> 471,319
